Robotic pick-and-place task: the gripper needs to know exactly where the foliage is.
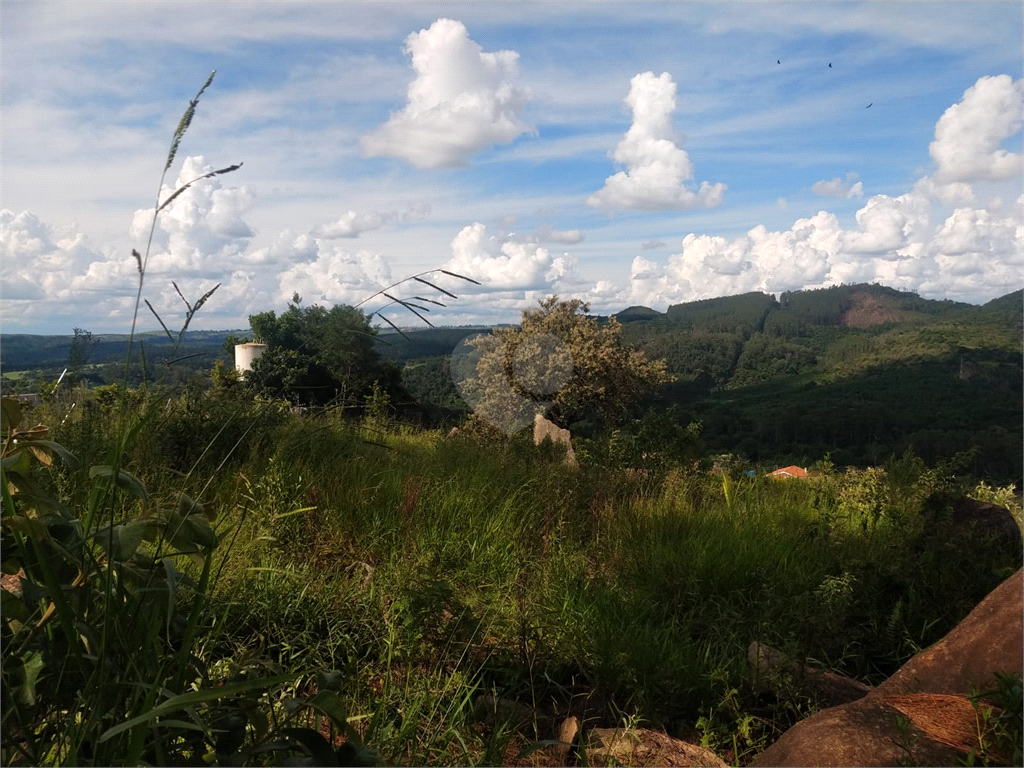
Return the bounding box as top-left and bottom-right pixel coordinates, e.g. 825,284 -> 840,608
247,297 -> 403,407
463,296 -> 672,430
965,671 -> 1023,766
1,397 -> 382,766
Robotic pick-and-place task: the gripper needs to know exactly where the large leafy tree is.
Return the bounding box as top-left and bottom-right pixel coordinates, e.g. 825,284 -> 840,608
459,296 -> 671,431
246,296 -> 401,406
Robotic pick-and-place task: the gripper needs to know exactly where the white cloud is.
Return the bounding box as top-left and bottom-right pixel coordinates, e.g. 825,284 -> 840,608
401,203 -> 432,222
597,75 -> 1024,310
361,18 -> 533,168
930,74 -> 1024,183
641,239 -> 666,250
1,208 -> 136,328
442,222 -> 575,292
812,173 -> 864,199
244,231 -> 319,266
614,187 -> 1021,309
310,210 -> 388,239
276,244 -> 393,306
129,156 -> 256,277
913,176 -> 976,206
588,72 -> 726,211
839,192 -> 930,256
776,198 -> 789,211
535,225 -> 584,245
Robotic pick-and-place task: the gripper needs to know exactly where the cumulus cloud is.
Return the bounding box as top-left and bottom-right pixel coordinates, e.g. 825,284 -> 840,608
930,74 -> 1023,183
443,222 -> 576,292
588,71 -> 725,211
310,210 -> 388,239
130,156 -> 256,276
588,73 -> 1023,311
244,231 -> 319,266
812,172 -> 864,199
361,18 -> 533,168
1,209 -> 122,298
277,244 -> 393,306
913,176 -> 976,206
839,192 -> 930,256
615,187 -> 1021,309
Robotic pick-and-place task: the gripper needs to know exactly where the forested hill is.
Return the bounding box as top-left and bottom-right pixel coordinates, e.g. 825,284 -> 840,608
614,284 -> 1022,483
616,284 -> 1021,387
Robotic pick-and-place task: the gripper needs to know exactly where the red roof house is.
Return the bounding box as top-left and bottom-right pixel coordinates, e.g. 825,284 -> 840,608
770,465 -> 809,479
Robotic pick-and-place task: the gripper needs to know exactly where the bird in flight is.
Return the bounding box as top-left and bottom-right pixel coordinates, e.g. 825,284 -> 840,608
828,62 -> 832,68
777,59 -> 781,64
866,103 -> 873,108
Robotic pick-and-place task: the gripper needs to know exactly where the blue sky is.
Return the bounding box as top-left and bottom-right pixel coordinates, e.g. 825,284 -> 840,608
2,1 -> 1022,335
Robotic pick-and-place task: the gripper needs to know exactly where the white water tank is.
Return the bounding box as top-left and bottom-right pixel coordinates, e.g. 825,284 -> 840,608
234,343 -> 267,379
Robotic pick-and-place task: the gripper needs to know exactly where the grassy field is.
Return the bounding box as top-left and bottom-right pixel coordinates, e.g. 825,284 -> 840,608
10,386 -> 1018,766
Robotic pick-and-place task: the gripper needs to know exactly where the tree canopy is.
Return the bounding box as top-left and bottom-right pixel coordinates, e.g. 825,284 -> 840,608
246,296 -> 402,406
456,296 -> 672,432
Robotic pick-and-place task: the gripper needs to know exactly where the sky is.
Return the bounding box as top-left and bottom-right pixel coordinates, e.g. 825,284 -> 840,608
2,1 -> 1022,335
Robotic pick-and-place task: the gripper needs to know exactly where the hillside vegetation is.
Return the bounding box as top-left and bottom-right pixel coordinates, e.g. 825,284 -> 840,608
7,388 -> 1021,765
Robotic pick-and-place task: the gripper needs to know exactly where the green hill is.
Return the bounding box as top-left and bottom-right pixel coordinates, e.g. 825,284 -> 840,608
617,284 -> 1022,482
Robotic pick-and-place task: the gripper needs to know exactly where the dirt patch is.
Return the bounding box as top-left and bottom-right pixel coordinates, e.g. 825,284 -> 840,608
841,292 -> 909,328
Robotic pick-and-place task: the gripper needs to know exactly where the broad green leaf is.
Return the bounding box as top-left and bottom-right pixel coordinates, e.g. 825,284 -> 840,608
304,690 -> 350,728
162,558 -> 180,636
1,451 -> 31,477
2,515 -> 53,542
98,672 -> 299,742
187,514 -> 217,549
177,492 -> 205,518
277,728 -> 337,766
1,587 -> 29,623
95,519 -> 158,561
1,398 -> 23,434
316,670 -> 345,693
90,465 -> 150,505
18,651 -> 44,706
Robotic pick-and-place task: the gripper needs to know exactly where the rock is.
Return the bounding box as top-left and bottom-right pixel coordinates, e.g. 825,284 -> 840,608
750,568 -> 1023,766
922,493 -> 1022,554
472,695 -> 536,733
873,567 -> 1022,698
543,716 -> 578,765
749,693 -> 998,767
533,414 -> 578,468
748,641 -> 872,707
586,728 -> 727,767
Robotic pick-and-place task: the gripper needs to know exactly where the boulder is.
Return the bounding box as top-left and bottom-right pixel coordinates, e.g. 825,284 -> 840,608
750,568 -> 1023,766
873,567 -> 1022,698
533,414 -> 578,468
748,641 -> 872,707
586,728 -> 727,768
542,716 -> 578,765
922,494 -> 1022,554
749,693 -> 998,767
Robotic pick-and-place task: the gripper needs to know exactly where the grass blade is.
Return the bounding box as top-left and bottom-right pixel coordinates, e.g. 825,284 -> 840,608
372,313 -> 410,341
413,276 -> 459,299
438,269 -> 482,285
144,300 -> 175,344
